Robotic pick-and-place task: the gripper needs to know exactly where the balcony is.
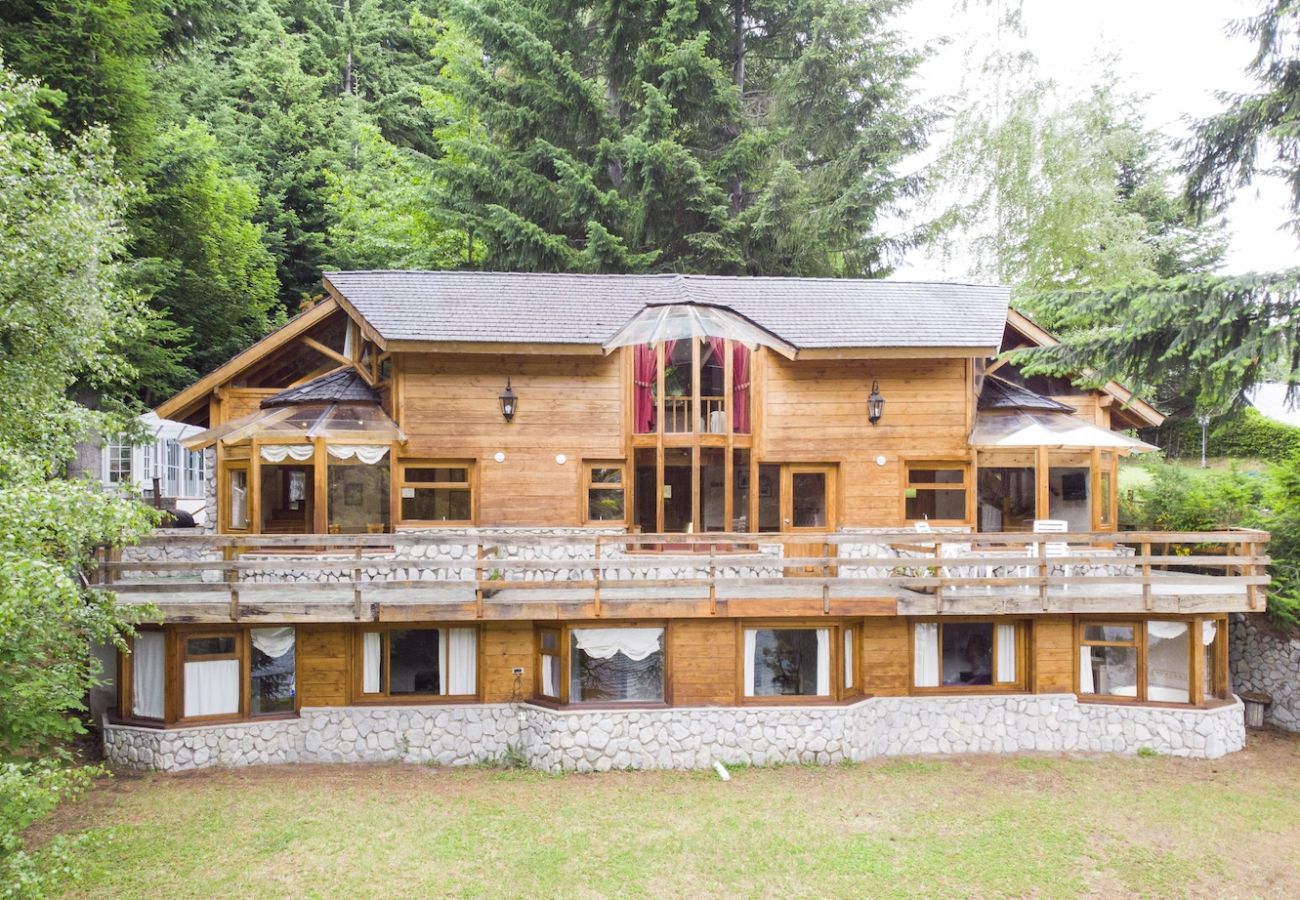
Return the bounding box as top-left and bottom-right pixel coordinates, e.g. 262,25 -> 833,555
94,528 -> 1270,623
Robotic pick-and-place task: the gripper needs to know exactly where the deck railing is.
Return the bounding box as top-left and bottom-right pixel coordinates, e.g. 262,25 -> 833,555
93,528 -> 1270,620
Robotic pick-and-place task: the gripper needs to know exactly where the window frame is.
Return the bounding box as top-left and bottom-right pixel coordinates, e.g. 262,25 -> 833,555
354,624 -> 481,703
736,619 -> 859,705
395,459 -> 476,527
177,629 -> 244,725
582,460 -> 627,524
908,618 -> 1028,695
533,622 -> 670,708
1075,616 -> 1230,707
901,459 -> 972,526
221,461 -> 251,533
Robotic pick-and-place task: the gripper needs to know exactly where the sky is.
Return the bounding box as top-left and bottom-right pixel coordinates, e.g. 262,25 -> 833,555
890,0 -> 1296,279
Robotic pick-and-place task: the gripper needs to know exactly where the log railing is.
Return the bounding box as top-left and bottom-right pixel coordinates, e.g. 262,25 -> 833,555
93,529 -> 1271,617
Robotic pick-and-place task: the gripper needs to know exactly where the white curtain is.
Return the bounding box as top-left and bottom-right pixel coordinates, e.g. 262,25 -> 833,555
816,628 -> 831,696
742,629 -> 757,697
1079,647 -> 1095,693
541,655 -> 556,697
913,623 -> 939,688
996,624 -> 1017,683
327,445 -> 389,464
230,475 -> 247,529
132,632 -> 165,719
571,627 -> 663,661
1148,620 -> 1188,640
184,659 -> 239,717
260,444 -> 314,462
1202,620 -> 1218,646
448,628 -> 477,694
843,629 -> 854,690
251,627 -> 295,659
363,632 -> 382,693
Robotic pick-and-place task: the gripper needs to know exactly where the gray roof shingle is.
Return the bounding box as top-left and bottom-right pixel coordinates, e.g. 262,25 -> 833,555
261,369 -> 379,408
323,271 -> 1009,351
978,374 -> 1075,413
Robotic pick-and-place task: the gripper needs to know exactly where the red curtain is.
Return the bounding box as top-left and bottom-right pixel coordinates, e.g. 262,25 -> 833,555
732,343 -> 751,433
633,344 -> 658,433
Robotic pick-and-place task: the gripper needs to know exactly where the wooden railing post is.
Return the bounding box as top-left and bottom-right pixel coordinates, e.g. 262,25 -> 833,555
708,544 -> 718,616
1242,537 -> 1260,610
225,542 -> 240,621
1140,540 -> 1153,611
352,544 -> 364,620
1037,537 -> 1048,610
474,542 -> 485,619
822,541 -> 832,614
594,538 -> 603,618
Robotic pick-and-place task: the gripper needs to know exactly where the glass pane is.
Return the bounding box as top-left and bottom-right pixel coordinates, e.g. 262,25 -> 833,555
758,465 -> 781,533
1100,471 -> 1113,526
843,628 -> 855,690
590,467 -> 622,484
791,473 -> 826,527
941,622 -> 995,686
634,448 -> 657,534
389,630 -> 441,695
570,633 -> 665,702
250,628 -> 296,715
187,636 -> 236,656
664,341 -> 693,433
977,467 -> 1036,532
1048,467 -> 1090,531
329,458 -> 390,534
405,467 -> 467,484
540,631 -> 559,653
733,345 -> 752,434
909,469 -> 964,484
229,469 -> 248,529
1146,622 -> 1190,703
260,464 -> 312,534
587,488 -> 624,521
751,629 -> 821,696
699,448 -> 725,533
1079,644 -> 1138,697
663,448 -> 693,533
1203,620 -> 1222,700
401,488 -> 471,521
1083,624 -> 1135,643
700,338 -> 726,433
906,489 -> 966,521
540,653 -> 561,697
732,450 -> 751,532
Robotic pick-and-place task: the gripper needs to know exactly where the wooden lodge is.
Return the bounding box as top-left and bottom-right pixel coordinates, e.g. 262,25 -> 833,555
97,272 -> 1267,771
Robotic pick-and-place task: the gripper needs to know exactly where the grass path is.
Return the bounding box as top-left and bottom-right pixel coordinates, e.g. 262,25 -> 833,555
35,729 -> 1300,898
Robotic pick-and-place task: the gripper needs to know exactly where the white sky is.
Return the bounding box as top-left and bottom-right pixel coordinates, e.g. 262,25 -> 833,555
890,0 -> 1297,279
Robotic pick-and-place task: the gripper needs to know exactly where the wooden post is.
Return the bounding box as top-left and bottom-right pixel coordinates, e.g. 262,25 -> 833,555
932,540 -> 943,608
1243,538 -> 1260,610
822,540 -> 831,614
226,543 -> 240,621
1141,540 -> 1153,611
1037,537 -> 1048,610
352,543 -> 364,620
708,544 -> 718,616
474,542 -> 485,619
594,538 -> 603,618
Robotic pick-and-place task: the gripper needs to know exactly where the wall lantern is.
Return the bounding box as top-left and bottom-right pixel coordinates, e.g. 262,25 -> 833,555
867,380 -> 885,425
500,378 -> 518,423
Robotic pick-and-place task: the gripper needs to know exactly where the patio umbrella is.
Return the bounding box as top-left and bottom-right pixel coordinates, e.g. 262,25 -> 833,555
602,300 -> 796,358
970,410 -> 1160,455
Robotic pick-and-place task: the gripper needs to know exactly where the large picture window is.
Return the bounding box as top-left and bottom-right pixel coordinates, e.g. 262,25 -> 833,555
398,462 -> 473,524
912,620 -> 1023,690
570,628 -> 665,703
1078,617 -> 1227,705
743,628 -> 831,698
359,627 -> 478,699
182,633 -> 241,719
250,627 -> 297,714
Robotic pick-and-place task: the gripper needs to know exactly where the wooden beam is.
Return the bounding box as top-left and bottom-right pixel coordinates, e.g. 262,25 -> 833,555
300,335 -> 352,369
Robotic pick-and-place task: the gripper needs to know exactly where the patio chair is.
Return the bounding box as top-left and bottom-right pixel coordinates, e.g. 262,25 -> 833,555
1033,519 -> 1073,591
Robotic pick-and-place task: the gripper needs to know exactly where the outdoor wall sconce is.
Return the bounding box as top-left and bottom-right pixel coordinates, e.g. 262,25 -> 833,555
499,378 -> 518,422
867,380 -> 885,425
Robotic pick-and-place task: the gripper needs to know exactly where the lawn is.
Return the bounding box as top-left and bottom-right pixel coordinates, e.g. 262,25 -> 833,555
36,729 -> 1300,898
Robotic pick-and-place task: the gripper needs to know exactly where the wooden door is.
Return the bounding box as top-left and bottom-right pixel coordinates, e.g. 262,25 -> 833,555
781,464 -> 836,577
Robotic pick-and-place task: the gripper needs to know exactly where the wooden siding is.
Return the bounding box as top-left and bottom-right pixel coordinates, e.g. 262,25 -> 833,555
298,625 -> 350,706
481,622 -> 534,702
1031,617 -> 1076,694
669,619 -> 737,705
399,353 -> 624,526
759,355 -> 971,526
859,617 -> 911,696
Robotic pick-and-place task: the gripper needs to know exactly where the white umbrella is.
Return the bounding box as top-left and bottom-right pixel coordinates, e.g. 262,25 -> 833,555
602,301 -> 796,358
970,411 -> 1160,455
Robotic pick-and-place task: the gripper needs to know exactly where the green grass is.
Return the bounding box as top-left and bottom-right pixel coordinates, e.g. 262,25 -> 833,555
34,730 -> 1300,898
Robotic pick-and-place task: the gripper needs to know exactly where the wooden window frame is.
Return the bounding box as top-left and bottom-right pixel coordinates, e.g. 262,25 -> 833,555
736,619 -> 859,706
116,626 -> 167,726
907,618 -> 1029,695
220,461 -> 252,533
176,629 -> 246,725
582,460 -> 626,525
902,458 -> 972,526
395,459 -> 476,527
533,622 -> 670,708
1075,616 -> 1230,707
353,624 -> 481,703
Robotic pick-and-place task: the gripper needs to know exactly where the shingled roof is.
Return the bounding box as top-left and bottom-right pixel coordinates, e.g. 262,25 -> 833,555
323,271 -> 1010,351
261,369 -> 379,409
978,374 -> 1075,413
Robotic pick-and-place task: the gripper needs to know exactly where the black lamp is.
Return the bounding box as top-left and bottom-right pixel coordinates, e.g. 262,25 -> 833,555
500,378 -> 518,422
867,380 -> 885,425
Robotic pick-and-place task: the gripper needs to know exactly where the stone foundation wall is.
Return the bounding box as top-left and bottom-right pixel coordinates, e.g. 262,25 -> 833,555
104,694 -> 1245,773
1230,613 -> 1300,731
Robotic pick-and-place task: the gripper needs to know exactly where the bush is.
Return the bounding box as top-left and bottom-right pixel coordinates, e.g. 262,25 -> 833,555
1149,408 -> 1300,463
1122,461 -> 1266,532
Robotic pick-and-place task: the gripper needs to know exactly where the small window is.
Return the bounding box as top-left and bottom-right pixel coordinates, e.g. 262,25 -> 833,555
584,461 -> 625,523
181,632 -> 241,719
107,440 -> 132,485
905,462 -> 969,523
130,632 -> 165,720
360,627 -> 478,698
912,621 -> 1022,690
744,628 -> 831,698
538,628 -> 562,699
227,467 -> 249,530
569,628 -> 664,703
250,627 -> 296,715
398,461 -> 473,524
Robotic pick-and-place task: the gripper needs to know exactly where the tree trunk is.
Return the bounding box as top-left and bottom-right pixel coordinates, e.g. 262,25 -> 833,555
729,0 -> 746,215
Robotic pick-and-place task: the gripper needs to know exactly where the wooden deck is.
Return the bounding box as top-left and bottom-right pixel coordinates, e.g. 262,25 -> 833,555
95,529 -> 1269,623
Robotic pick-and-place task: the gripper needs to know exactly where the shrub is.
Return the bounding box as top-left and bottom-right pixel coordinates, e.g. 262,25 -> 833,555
1149,408 -> 1300,463
1122,461 -> 1265,533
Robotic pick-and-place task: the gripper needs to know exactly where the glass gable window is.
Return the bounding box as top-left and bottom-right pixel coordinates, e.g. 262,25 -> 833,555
744,628 -> 830,698
360,627 -> 478,698
569,628 -> 665,703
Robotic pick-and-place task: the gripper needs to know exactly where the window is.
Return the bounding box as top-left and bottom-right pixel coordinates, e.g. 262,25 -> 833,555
913,621 -> 1022,690
328,453 -> 390,534
250,627 -> 296,715
398,462 -> 473,524
359,627 -> 478,699
843,624 -> 858,693
904,463 -> 969,523
569,628 -> 664,703
584,462 -> 625,523
130,631 -> 165,720
183,447 -> 206,498
164,440 -> 182,496
227,466 -> 249,530
538,628 -> 561,699
107,440 -> 132,485
182,633 -> 241,719
977,466 -> 1036,532
1078,618 -> 1226,705
743,628 -> 831,698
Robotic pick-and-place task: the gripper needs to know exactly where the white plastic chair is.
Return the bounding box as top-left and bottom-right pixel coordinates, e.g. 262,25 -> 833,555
1033,519 -> 1073,591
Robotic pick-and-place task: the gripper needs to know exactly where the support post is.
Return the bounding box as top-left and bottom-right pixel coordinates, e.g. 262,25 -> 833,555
1141,540 -> 1153,611
822,540 -> 831,614
1037,537 -> 1048,610
474,542 -> 485,619
1243,539 -> 1260,610
594,538 -> 603,618
352,544 -> 363,620
709,544 -> 718,616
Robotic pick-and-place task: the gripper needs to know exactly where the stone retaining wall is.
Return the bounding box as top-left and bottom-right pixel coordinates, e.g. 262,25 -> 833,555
103,694 -> 1245,773
1230,612 -> 1300,731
